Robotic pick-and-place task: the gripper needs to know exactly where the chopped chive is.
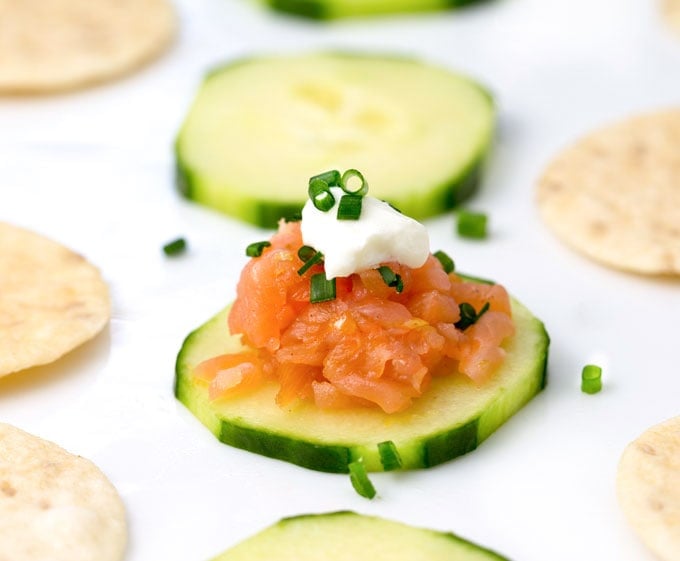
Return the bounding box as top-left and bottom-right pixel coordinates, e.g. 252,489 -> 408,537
454,301 -> 490,330
378,441 -> 403,471
341,169 -> 368,196
457,210 -> 488,239
297,245 -> 317,262
308,178 -> 336,212
245,241 -> 271,258
337,194 -> 363,220
310,273 -> 336,303
382,200 -> 402,214
297,248 -> 324,276
377,266 -> 403,293
162,237 -> 187,256
581,364 -> 603,394
433,250 -> 455,274
310,170 -> 341,188
348,460 -> 376,499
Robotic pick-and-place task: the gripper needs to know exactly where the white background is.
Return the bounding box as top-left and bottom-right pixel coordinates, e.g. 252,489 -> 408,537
1,0 -> 679,559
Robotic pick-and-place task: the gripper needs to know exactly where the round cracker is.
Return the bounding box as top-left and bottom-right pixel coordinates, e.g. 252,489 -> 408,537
662,0 -> 680,35
0,0 -> 175,94
536,109 -> 680,276
617,416 -> 680,561
0,222 -> 110,377
0,423 -> 126,561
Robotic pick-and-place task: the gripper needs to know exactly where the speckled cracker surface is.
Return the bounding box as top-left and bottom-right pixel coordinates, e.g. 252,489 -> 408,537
537,109 -> 680,276
617,416 -> 680,561
0,423 -> 127,561
0,222 -> 110,377
0,0 -> 176,94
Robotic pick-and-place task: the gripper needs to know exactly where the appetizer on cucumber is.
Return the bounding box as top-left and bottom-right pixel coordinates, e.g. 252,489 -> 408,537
210,511 -> 510,561
175,170 -> 549,472
176,53 -> 494,228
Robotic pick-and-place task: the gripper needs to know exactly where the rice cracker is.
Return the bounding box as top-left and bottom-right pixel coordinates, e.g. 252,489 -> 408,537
617,416 -> 680,561
0,423 -> 126,561
537,109 -> 680,276
0,0 -> 176,94
0,222 -> 110,377
662,0 -> 680,35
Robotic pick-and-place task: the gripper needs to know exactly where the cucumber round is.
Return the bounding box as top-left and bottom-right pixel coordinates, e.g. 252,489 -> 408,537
176,53 -> 494,228
174,291 -> 549,473
263,0 -> 488,19
210,511 -> 509,561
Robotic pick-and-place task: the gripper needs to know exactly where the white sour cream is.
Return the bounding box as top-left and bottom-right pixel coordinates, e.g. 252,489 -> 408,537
301,187 -> 430,279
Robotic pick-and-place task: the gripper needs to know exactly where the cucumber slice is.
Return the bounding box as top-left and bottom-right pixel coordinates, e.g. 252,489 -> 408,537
176,54 -> 494,228
263,0 -> 487,20
211,511 -> 509,561
175,290 -> 549,473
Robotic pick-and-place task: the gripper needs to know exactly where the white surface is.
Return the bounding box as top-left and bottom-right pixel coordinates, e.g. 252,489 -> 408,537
1,1 -> 679,560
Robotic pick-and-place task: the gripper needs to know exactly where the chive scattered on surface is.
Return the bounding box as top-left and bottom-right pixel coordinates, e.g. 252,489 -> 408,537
457,210 -> 488,239
245,241 -> 271,258
310,273 -> 336,303
162,237 -> 187,256
455,301 -> 490,330
581,364 -> 603,394
348,460 -> 376,499
378,266 -> 404,293
337,194 -> 363,220
378,441 -> 403,471
433,250 -> 455,273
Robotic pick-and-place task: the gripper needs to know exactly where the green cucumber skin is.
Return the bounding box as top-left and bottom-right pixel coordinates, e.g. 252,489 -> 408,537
175,53 -> 495,229
264,0 -> 492,19
176,150 -> 487,229
175,299 -> 549,474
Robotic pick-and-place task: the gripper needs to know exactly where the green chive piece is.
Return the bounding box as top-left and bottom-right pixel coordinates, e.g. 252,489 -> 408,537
162,237 -> 187,256
433,250 -> 455,274
310,273 -> 336,303
383,200 -> 402,214
297,245 -> 316,261
337,194 -> 363,220
378,441 -> 403,471
377,266 -> 403,293
310,170 -> 341,188
455,301 -> 490,330
341,169 -> 369,196
457,210 -> 488,239
297,247 -> 324,276
308,178 -> 336,212
245,241 -> 271,258
581,364 -> 603,394
348,460 -> 376,499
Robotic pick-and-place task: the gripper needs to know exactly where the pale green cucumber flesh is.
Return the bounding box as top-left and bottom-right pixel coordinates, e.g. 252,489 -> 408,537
175,53 -> 494,228
211,511 -> 510,561
264,0 -> 491,20
174,290 -> 549,473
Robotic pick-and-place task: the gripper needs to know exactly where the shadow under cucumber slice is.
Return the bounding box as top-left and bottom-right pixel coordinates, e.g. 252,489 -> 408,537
175,53 -> 494,228
175,291 -> 549,473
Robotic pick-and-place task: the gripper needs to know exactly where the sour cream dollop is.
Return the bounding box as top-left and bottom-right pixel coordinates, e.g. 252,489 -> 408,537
301,187 -> 430,279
